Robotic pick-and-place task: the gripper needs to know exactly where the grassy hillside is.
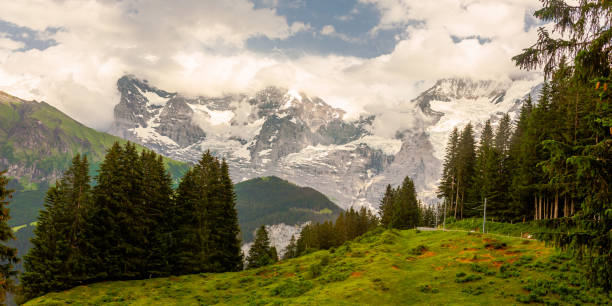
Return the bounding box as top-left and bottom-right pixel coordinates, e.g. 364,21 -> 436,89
235,176 -> 342,242
25,229 -> 609,305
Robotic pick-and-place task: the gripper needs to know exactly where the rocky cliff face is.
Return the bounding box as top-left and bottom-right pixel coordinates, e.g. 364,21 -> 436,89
107,75 -> 540,210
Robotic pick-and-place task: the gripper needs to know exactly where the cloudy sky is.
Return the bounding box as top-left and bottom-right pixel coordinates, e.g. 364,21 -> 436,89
0,0 -> 543,130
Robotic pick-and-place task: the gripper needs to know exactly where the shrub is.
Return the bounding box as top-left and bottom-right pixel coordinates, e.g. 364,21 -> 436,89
470,263 -> 488,274
270,280 -> 314,298
319,254 -> 330,266
411,245 -> 428,255
461,286 -> 484,295
418,284 -> 438,293
371,278 -> 389,291
484,241 -> 507,250
455,274 -> 482,283
309,263 -> 322,278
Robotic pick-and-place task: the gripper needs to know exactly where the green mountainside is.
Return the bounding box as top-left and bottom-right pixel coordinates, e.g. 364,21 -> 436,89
235,176 -> 342,242
0,91 -> 189,227
25,228 -> 609,305
0,91 -> 190,274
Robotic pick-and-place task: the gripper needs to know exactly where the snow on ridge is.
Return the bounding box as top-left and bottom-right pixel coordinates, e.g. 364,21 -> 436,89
355,135 -> 402,156
130,117 -> 178,147
426,78 -> 541,161
143,91 -> 169,106
190,104 -> 234,125
134,85 -> 169,106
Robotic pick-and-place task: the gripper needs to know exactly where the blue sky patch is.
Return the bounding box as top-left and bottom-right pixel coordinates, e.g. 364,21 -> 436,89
249,0 -> 406,58
0,20 -> 58,51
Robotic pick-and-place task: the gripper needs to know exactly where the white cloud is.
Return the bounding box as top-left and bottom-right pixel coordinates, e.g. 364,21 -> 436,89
321,25 -> 336,36
0,0 -> 542,133
0,35 -> 25,51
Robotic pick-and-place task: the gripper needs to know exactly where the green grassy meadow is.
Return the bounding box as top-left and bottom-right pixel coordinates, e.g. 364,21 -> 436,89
26,229 -> 610,305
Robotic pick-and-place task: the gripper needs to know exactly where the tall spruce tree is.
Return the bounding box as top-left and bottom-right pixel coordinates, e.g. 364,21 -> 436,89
85,142 -> 148,280
173,167 -> 207,274
438,128 -> 460,219
217,159 -> 243,272
140,150 -> 174,277
282,235 -> 298,260
471,120 -> 499,218
389,176 -> 420,229
492,115 -> 513,220
21,155 -> 91,299
246,225 -> 276,269
173,152 -> 243,273
508,96 -> 538,221
456,123 -> 476,219
379,185 -> 395,228
0,170 -> 18,303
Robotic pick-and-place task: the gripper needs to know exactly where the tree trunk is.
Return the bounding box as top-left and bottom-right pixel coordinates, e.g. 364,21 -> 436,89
534,195 -> 538,220
538,194 -> 542,220
571,198 -> 575,215
460,191 -> 464,219
563,195 -> 568,218
451,179 -> 456,219
545,196 -> 548,219
554,192 -> 559,219
455,184 -> 459,220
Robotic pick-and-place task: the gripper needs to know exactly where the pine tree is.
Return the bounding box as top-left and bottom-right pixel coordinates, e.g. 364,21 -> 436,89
246,225 -> 276,269
282,235 -> 298,260
379,185 -> 395,228
0,170 -> 18,303
438,128 -> 460,219
456,123 -> 476,219
390,176 -> 420,229
21,155 -> 91,299
296,224 -> 317,255
85,142 -> 147,279
140,150 -> 174,277
472,120 -> 498,218
333,212 -> 347,245
217,159 -> 243,272
508,96 -> 536,221
20,187 -> 62,299
173,168 -> 207,274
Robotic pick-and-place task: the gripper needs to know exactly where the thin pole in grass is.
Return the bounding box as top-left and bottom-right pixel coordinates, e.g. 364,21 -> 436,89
443,199 -> 447,231
482,198 -> 487,233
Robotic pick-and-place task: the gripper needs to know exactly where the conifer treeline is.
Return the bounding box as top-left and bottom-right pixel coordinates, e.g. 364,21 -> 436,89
438,0 -> 610,289
438,114 -> 518,221
283,206 -> 378,259
20,142 -> 242,300
438,88 -> 601,223
284,176 -> 436,259
510,0 -> 610,290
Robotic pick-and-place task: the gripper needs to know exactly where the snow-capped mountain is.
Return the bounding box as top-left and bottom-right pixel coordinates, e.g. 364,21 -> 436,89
108,75 -> 540,210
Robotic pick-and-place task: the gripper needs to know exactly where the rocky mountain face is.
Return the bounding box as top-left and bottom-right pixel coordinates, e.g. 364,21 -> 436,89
108,75 -> 541,210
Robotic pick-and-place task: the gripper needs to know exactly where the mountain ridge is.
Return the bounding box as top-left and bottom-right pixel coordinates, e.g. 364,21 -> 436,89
106,75 -> 541,208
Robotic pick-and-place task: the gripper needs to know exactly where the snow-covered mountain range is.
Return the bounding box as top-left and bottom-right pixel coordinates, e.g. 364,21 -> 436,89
108,75 -> 541,211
